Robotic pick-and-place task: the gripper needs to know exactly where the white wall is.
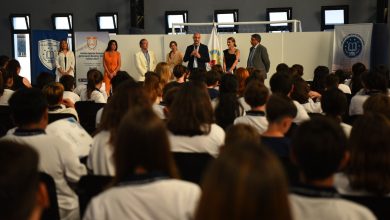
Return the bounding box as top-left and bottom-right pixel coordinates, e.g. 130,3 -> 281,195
112,32 -> 334,82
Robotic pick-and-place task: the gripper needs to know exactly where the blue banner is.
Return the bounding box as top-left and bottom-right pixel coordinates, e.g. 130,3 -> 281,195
31,30 -> 68,85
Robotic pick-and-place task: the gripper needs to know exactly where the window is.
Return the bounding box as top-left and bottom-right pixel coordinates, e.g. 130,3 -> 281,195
10,14 -> 31,82
214,9 -> 238,33
165,11 -> 188,34
266,8 -> 292,32
52,13 -> 73,50
96,13 -> 118,35
321,5 -> 349,31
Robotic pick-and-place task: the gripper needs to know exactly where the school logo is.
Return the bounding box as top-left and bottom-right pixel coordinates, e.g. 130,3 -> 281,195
342,34 -> 364,58
38,39 -> 59,70
87,36 -> 97,49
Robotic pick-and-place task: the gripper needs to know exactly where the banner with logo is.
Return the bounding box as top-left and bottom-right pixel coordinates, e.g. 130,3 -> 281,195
31,30 -> 68,85
74,32 -> 109,85
332,23 -> 373,72
207,26 -> 222,70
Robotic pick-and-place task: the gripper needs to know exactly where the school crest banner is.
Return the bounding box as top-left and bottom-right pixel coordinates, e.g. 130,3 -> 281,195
207,26 -> 222,70
332,23 -> 373,72
31,30 -> 67,84
74,32 -> 109,85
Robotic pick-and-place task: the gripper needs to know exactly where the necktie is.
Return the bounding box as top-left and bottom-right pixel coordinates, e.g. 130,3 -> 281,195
248,47 -> 255,67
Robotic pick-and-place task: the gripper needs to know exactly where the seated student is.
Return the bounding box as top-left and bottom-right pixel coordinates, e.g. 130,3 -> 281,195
79,69 -> 107,103
95,71 -> 133,127
172,64 -> 188,84
205,70 -> 220,100
7,59 -> 32,90
234,80 -> 269,134
334,69 -> 352,94
144,71 -> 165,119
321,88 -> 351,137
0,140 -> 49,220
349,70 -> 388,116
35,71 -> 55,90
261,94 -> 297,158
289,117 -> 375,220
88,81 -> 150,176
0,68 -> 14,105
270,72 -> 310,124
167,82 -> 225,158
59,75 -> 80,105
363,93 -> 390,120
223,124 -> 261,154
84,106 -> 200,220
195,141 -> 292,220
42,82 -> 79,121
334,113 -> 390,196
290,75 -> 322,114
215,74 -> 244,130
2,88 -> 87,220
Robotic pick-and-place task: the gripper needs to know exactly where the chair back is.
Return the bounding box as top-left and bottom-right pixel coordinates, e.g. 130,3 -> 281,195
342,195 -> 390,220
0,106 -> 15,137
40,172 -> 60,220
173,152 -> 214,184
75,101 -> 105,134
77,175 -> 113,218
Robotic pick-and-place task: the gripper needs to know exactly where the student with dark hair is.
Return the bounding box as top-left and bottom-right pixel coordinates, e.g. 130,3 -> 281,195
234,80 -> 269,134
325,74 -> 339,90
311,65 -> 329,95
321,88 -> 351,136
224,124 -> 261,149
84,106 -> 200,220
215,74 -> 244,130
60,75 -> 80,104
0,55 -> 9,68
270,72 -> 309,124
79,69 -> 107,103
262,94 -> 297,158
334,113 -> 390,197
42,82 -> 79,121
334,69 -> 352,94
35,71 -> 55,90
290,117 -> 375,220
290,76 -> 322,113
363,94 -> 390,119
7,59 -> 31,90
205,70 -> 220,100
0,140 -> 48,220
291,64 -> 304,77
195,141 -> 292,220
188,68 -> 207,83
167,81 -> 224,157
349,62 -> 367,96
349,70 -> 388,115
172,64 -> 188,83
0,68 -> 14,105
3,88 -> 87,220
88,80 -> 151,176
276,63 -> 289,74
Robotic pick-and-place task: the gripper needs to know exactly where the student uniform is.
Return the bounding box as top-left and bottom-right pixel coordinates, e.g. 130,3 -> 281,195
79,88 -> 107,103
292,100 -> 310,124
83,173 -> 201,220
0,89 -> 14,105
63,91 -> 81,104
234,110 -> 268,134
2,129 -> 87,220
168,123 -> 225,158
48,104 -> 79,121
289,184 -> 376,220
87,130 -> 115,176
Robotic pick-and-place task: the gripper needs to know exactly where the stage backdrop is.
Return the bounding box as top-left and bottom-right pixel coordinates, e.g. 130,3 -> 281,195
31,30 -> 67,85
332,23 -> 373,72
74,32 -> 109,85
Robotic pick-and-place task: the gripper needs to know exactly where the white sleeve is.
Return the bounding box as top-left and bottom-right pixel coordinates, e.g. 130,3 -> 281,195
57,140 -> 87,183
91,91 -> 107,103
83,197 -> 104,220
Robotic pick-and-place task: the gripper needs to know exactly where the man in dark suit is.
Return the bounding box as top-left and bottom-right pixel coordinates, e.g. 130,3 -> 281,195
184,33 -> 210,71
247,34 -> 270,79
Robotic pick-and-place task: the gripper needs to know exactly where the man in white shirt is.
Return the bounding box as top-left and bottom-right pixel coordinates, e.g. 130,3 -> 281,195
3,88 -> 87,220
135,39 -> 157,81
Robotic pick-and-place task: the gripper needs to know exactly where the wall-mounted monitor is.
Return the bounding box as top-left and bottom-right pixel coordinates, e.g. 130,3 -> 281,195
266,8 -> 292,32
321,5 -> 349,31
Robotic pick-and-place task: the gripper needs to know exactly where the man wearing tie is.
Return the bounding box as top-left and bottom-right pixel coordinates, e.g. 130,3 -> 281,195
184,33 -> 210,71
247,34 -> 270,79
135,38 -> 157,81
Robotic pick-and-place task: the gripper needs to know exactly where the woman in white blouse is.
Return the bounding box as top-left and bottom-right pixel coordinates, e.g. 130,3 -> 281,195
55,39 -> 75,82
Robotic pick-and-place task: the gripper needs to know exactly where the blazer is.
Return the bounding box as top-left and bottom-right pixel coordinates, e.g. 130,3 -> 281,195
135,50 -> 157,81
183,43 -> 210,71
247,44 -> 270,77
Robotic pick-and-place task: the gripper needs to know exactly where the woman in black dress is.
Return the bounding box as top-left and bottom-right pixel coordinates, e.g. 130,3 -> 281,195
223,37 -> 240,74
